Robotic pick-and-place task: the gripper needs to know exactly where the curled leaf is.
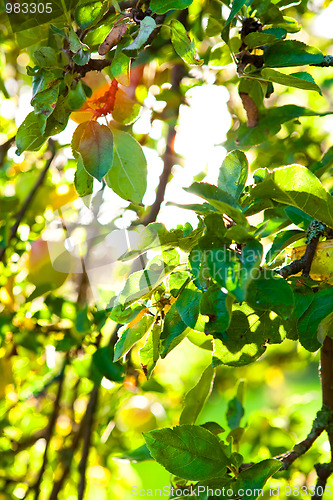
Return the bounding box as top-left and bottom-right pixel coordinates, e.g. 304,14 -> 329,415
98,23 -> 128,55
239,92 -> 259,127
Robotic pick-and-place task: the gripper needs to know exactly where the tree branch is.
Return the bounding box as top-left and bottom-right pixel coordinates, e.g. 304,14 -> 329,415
71,58 -> 113,77
278,233 -> 320,279
142,63 -> 185,225
276,407 -> 332,470
311,463 -> 333,500
0,139 -> 56,264
320,336 -> 333,458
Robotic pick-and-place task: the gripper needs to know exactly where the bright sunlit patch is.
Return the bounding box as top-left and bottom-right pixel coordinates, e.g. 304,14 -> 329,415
155,84 -> 230,227
88,465 -> 111,484
13,487 -> 26,499
45,344 -> 56,369
56,415 -> 72,436
312,2 -> 333,37
0,99 -> 16,119
101,377 -> 116,390
17,224 -> 29,241
35,438 -> 46,453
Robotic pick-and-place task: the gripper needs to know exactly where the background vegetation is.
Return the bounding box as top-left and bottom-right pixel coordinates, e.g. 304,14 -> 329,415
1,0 -> 333,499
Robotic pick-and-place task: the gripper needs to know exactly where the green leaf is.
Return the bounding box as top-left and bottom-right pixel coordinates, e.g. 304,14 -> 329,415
298,288 -> 333,351
43,95 -> 70,137
33,47 -> 58,67
244,32 -> 277,48
170,19 -> 203,66
311,146 -> 333,177
213,336 -> 265,367
176,286 -> 202,329
110,0 -> 121,10
117,444 -> 152,462
260,68 -> 321,93
123,17 -> 156,55
139,323 -> 161,379
31,80 -> 60,118
74,1 -> 105,30
74,156 -> 93,198
234,105 -> 333,147
207,240 -> 263,302
246,271 -> 294,319
119,223 -> 179,261
69,28 -> 91,65
160,303 -> 188,358
114,314 -> 154,361
264,40 -> 324,67
105,129 -> 147,204
144,425 -> 230,480
72,121 -> 113,181
227,397 -> 244,430
110,304 -> 146,324
185,182 -> 248,226
200,422 -> 225,435
111,52 -> 131,85
66,80 -> 87,111
200,284 -> 233,337
92,345 -> 125,383
265,229 -> 305,264
179,365 -> 215,425
273,16 -> 301,33
262,27 -> 287,39
284,207 -> 313,229
251,164 -> 333,229
212,304 -> 270,367
150,0 -> 193,14
15,112 -> 47,154
225,224 -> 255,243
218,150 -> 248,200
222,0 -> 247,43
208,43 -> 233,68
233,459 -> 281,499
117,255 -> 176,306
73,47 -> 91,65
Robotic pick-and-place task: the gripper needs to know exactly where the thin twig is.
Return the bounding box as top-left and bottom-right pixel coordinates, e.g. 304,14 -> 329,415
0,139 -> 56,263
0,135 -> 15,167
78,385 -> 99,500
32,358 -> 67,499
47,412 -> 86,500
311,56 -> 333,67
